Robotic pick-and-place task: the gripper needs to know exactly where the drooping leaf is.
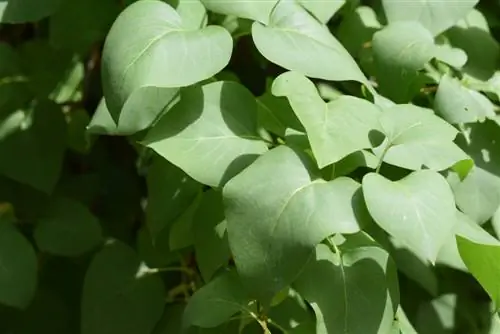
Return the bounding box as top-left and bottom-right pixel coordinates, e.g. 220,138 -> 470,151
144,81 -> 268,188
252,0 -> 370,88
435,75 -> 495,124
183,269 -> 251,329
382,0 -> 479,36
0,218 -> 37,309
372,22 -> 435,102
223,145 -> 367,301
294,233 -> 399,334
81,240 -> 165,334
362,171 -> 457,263
0,100 -> 66,193
34,197 -> 103,257
374,104 -> 469,171
145,155 -> 201,239
193,190 -> 230,281
101,0 -> 233,120
272,71 -> 382,168
0,0 -> 63,23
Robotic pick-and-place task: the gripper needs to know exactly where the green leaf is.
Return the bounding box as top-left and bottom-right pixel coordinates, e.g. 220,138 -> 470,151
457,228 -> 500,307
200,0 -> 276,24
362,171 -> 457,263
34,197 -> 102,257
382,0 -> 478,36
256,92 -> 303,137
144,81 -> 268,188
337,6 -> 382,57
136,226 -> 178,269
299,0 -> 344,24
0,219 -> 37,309
252,0 -> 369,88
272,71 -> 382,168
168,0 -> 207,30
372,22 -> 435,102
435,75 -> 495,124
183,269 -> 251,328
81,240 -> 165,334
294,233 -> 399,334
447,9 -> 500,80
434,44 -> 467,68
49,0 -> 119,53
374,104 -> 469,171
0,0 -> 63,23
146,155 -> 201,239
0,101 -> 66,193
102,0 -> 233,120
223,145 -> 367,301
193,190 -> 230,281
448,167 -> 500,224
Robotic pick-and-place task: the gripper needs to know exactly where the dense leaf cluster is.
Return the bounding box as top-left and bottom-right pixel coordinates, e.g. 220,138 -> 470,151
1,0 -> 500,333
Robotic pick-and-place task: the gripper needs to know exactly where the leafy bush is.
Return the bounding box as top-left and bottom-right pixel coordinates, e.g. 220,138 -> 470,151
1,0 -> 500,333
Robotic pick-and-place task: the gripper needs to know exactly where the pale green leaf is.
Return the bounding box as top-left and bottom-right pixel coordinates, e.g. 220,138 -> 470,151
0,0 -> 63,23
257,92 -> 303,137
362,171 -> 457,263
272,71 -> 382,168
0,219 -> 37,309
200,0 -> 276,24
102,0 -> 233,119
34,197 -> 103,257
294,233 -> 399,334
375,104 -> 469,171
382,0 -> 479,36
144,81 -> 268,188
252,0 -> 369,88
146,156 -> 201,239
435,75 -> 495,124
170,0 -> 207,29
434,44 -> 467,68
81,240 -> 165,334
193,190 -> 230,281
183,270 -> 251,328
372,22 -> 435,102
299,0 -> 344,23
223,145 -> 367,301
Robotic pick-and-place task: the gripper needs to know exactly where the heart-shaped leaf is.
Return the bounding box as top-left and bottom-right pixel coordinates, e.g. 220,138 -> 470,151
362,171 -> 457,263
272,71 -> 382,168
374,104 -> 470,171
223,145 -> 367,301
81,240 -> 165,334
294,233 -> 399,334
102,0 -> 232,120
382,0 -> 479,36
143,81 -> 268,188
252,0 -> 369,88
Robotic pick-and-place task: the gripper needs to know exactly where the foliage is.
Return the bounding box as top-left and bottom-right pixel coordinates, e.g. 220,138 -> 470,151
1,0 -> 500,333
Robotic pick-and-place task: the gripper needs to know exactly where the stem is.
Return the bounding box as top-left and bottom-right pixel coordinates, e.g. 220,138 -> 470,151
375,143 -> 390,174
268,318 -> 289,333
153,267 -> 196,276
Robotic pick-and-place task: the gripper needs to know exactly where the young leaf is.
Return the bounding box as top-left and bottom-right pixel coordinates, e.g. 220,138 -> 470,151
34,197 -> 103,257
183,269 -> 251,329
362,171 -> 457,263
146,156 -> 201,239
101,0 -> 232,119
374,104 -> 469,171
0,0 -> 63,23
143,81 -> 268,188
81,240 -> 165,334
272,71 -> 382,168
294,233 -> 399,334
372,22 -> 435,102
0,219 -> 37,309
435,75 -> 495,124
223,145 -> 367,301
0,100 -> 66,193
382,0 -> 478,36
193,190 -> 230,282
252,0 -> 370,88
